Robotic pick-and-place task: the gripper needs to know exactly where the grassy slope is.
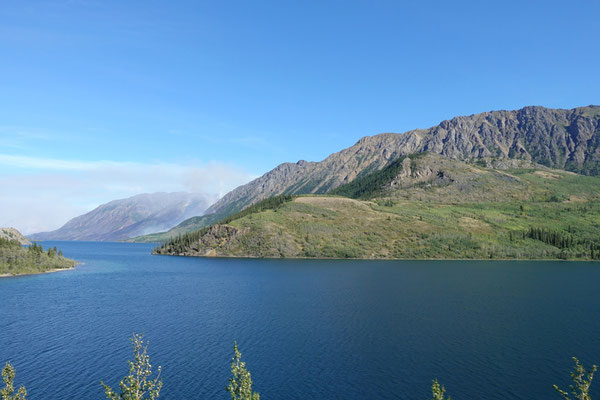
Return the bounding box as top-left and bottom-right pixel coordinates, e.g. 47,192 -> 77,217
155,157 -> 600,260
172,197 -> 599,259
0,240 -> 77,276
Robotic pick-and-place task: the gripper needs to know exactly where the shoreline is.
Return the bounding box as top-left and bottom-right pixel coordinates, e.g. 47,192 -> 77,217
0,264 -> 78,279
152,252 -> 600,262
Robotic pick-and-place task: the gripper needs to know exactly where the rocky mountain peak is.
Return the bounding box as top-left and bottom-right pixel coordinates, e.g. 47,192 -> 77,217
203,105 -> 599,218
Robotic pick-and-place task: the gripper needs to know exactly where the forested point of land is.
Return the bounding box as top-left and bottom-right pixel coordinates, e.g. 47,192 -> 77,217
0,238 -> 76,276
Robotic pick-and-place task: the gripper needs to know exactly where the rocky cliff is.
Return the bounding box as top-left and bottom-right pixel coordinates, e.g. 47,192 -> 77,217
206,105 -> 600,217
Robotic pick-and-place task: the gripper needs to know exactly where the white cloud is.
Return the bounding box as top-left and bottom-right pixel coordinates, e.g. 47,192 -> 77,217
0,155 -> 256,234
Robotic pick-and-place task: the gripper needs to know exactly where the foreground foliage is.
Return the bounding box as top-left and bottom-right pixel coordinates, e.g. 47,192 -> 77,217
226,342 -> 260,400
0,238 -> 76,276
3,337 -> 597,399
101,334 -> 163,400
553,357 -> 597,400
1,363 -> 27,400
430,379 -> 450,400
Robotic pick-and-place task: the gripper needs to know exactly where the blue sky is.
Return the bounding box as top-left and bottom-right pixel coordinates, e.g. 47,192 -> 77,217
1,0 -> 599,233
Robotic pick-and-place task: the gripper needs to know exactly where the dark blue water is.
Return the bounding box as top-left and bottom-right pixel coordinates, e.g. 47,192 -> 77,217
1,241 -> 600,399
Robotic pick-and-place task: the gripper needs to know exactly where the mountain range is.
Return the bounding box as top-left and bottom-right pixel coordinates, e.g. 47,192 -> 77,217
30,192 -> 211,242
31,105 -> 599,244
207,105 -> 600,215
134,104 -> 600,242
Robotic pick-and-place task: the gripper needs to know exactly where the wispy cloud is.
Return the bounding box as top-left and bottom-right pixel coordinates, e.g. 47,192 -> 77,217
0,126 -> 56,140
0,155 -> 256,234
0,154 -> 110,170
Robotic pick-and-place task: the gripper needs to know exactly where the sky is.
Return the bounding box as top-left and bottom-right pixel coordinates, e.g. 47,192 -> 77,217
1,0 -> 599,234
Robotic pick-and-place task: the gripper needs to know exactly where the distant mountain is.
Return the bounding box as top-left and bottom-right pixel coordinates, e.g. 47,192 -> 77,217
128,213 -> 222,243
30,192 -> 211,242
0,227 -> 31,245
206,105 -> 600,218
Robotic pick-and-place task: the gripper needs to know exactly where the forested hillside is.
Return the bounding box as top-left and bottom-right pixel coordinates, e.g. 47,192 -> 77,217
154,154 -> 600,260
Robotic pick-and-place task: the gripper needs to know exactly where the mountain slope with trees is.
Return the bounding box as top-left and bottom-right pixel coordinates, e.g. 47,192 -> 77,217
136,105 -> 600,242
154,154 -> 600,260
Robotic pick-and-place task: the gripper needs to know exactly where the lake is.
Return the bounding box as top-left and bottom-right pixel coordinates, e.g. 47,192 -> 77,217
1,241 -> 599,399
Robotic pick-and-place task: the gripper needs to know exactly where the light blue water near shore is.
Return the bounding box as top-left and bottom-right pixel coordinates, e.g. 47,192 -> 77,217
1,241 -> 600,399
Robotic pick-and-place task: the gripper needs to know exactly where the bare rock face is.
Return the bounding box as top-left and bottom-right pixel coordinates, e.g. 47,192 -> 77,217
30,192 -> 212,241
0,227 -> 31,245
206,105 -> 600,217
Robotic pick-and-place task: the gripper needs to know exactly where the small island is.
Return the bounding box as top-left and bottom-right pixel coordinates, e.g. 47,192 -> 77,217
0,229 -> 76,277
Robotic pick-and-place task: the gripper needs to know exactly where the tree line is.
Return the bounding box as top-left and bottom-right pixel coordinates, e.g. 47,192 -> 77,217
0,239 -> 74,276
508,227 -> 600,260
329,154 -> 426,200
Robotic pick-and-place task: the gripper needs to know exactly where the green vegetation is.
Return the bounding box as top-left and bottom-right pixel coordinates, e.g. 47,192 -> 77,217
134,196 -> 295,244
330,154 -> 422,199
3,337 -> 597,399
153,196 -> 600,260
431,379 -> 450,400
102,334 -> 163,400
554,357 -> 597,400
1,362 -> 27,400
0,238 -> 76,276
154,154 -> 600,260
227,342 -> 260,400
155,195 -> 294,255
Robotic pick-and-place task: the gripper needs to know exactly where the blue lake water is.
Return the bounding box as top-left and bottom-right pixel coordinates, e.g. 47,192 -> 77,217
1,241 -> 600,399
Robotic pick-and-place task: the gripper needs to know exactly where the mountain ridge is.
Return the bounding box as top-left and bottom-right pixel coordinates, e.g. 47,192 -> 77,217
132,104 -> 600,242
30,192 -> 212,241
205,105 -> 600,218
0,227 -> 31,245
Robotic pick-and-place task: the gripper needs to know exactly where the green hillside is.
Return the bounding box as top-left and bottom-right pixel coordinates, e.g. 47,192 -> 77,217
154,154 -> 600,260
0,239 -> 77,276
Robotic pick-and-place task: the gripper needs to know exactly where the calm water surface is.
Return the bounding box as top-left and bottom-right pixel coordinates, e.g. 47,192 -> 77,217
1,241 -> 599,399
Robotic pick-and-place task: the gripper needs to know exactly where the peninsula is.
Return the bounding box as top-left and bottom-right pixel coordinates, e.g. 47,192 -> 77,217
0,229 -> 77,277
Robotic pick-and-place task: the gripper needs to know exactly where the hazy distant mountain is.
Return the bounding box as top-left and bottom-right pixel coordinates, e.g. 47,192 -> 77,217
206,105 -> 600,217
30,192 -> 211,241
0,227 -> 31,245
